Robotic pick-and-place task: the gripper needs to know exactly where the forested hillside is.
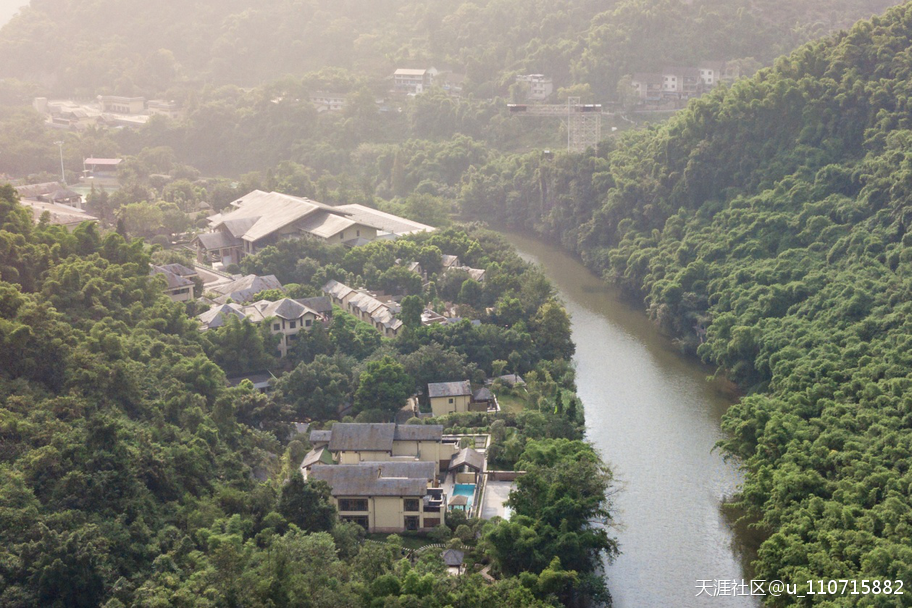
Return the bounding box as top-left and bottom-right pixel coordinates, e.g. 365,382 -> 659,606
460,3 -> 912,602
0,182 -> 617,606
0,0 -> 897,97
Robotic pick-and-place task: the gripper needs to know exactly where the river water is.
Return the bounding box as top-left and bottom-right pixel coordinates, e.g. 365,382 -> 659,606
503,232 -> 759,607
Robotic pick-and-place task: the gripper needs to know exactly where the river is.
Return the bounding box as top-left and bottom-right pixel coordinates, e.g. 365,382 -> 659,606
503,232 -> 759,607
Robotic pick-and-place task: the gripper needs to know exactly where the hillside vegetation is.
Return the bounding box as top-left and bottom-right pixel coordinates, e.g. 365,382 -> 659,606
459,3 -> 912,602
0,0 -> 897,98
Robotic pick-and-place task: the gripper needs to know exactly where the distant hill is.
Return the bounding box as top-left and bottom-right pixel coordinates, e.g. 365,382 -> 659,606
0,0 -> 899,98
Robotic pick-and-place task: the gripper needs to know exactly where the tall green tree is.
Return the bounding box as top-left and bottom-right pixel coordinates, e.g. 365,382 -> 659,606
353,355 -> 413,415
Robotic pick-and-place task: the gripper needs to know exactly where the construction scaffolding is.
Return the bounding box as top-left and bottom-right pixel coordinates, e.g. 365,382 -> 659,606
507,97 -> 602,153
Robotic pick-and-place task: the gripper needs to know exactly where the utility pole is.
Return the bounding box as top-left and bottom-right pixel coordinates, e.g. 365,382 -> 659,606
55,140 -> 66,185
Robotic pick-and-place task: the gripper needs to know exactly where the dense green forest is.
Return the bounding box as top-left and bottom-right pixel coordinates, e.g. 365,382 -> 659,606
0,183 -> 617,606
457,3 -> 912,604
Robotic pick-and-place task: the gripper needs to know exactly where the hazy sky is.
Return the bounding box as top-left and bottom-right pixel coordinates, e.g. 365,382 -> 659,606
0,0 -> 24,29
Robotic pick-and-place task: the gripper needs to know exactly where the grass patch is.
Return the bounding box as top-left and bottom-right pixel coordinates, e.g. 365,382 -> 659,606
493,388 -> 527,414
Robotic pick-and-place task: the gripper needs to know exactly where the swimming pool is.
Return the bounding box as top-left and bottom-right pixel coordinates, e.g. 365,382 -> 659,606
452,483 -> 476,507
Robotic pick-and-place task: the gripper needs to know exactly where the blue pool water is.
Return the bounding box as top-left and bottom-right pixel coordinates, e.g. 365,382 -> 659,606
453,483 -> 476,507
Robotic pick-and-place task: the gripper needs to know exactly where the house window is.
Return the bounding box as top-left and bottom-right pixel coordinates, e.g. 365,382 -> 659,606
340,232 -> 344,240
424,517 -> 440,527
404,516 -> 419,531
273,323 -> 280,331
448,398 -> 454,404
356,229 -> 360,237
289,321 -> 296,329
338,498 -> 369,512
343,516 -> 369,529
305,319 -> 312,327
404,498 -> 420,512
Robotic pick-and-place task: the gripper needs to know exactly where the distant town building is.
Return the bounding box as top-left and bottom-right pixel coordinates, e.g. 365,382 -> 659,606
310,91 -> 347,112
515,74 -> 553,101
632,61 -> 741,106
97,95 -> 145,114
394,68 -> 432,94
631,73 -> 667,102
662,67 -> 703,97
147,99 -> 182,119
16,199 -> 98,229
82,158 -> 123,178
15,182 -> 83,209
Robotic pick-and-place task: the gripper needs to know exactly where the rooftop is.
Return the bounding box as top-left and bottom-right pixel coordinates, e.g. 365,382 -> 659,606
449,447 -> 485,472
297,296 -> 332,314
210,190 -> 344,243
328,423 -> 396,452
197,303 -> 247,329
209,274 -> 283,304
428,380 -> 472,398
334,203 -> 435,235
83,157 -> 123,166
309,462 -> 432,497
395,69 -> 427,76
312,423 -> 444,452
17,199 -> 97,227
394,424 -> 444,442
151,265 -> 195,290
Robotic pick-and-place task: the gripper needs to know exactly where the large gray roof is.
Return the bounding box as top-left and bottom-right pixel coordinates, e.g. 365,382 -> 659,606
310,430 -> 332,444
195,231 -> 237,250
328,423 -> 396,452
151,265 -> 194,290
197,303 -> 247,329
318,423 -> 443,452
221,217 -> 259,238
211,190 -> 344,243
375,460 -> 435,480
428,381 -> 472,398
297,296 -> 332,314
334,203 -> 435,235
156,263 -> 197,277
309,463 -> 430,497
209,274 -> 282,303
323,279 -> 354,300
394,425 -> 443,442
261,298 -> 314,320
